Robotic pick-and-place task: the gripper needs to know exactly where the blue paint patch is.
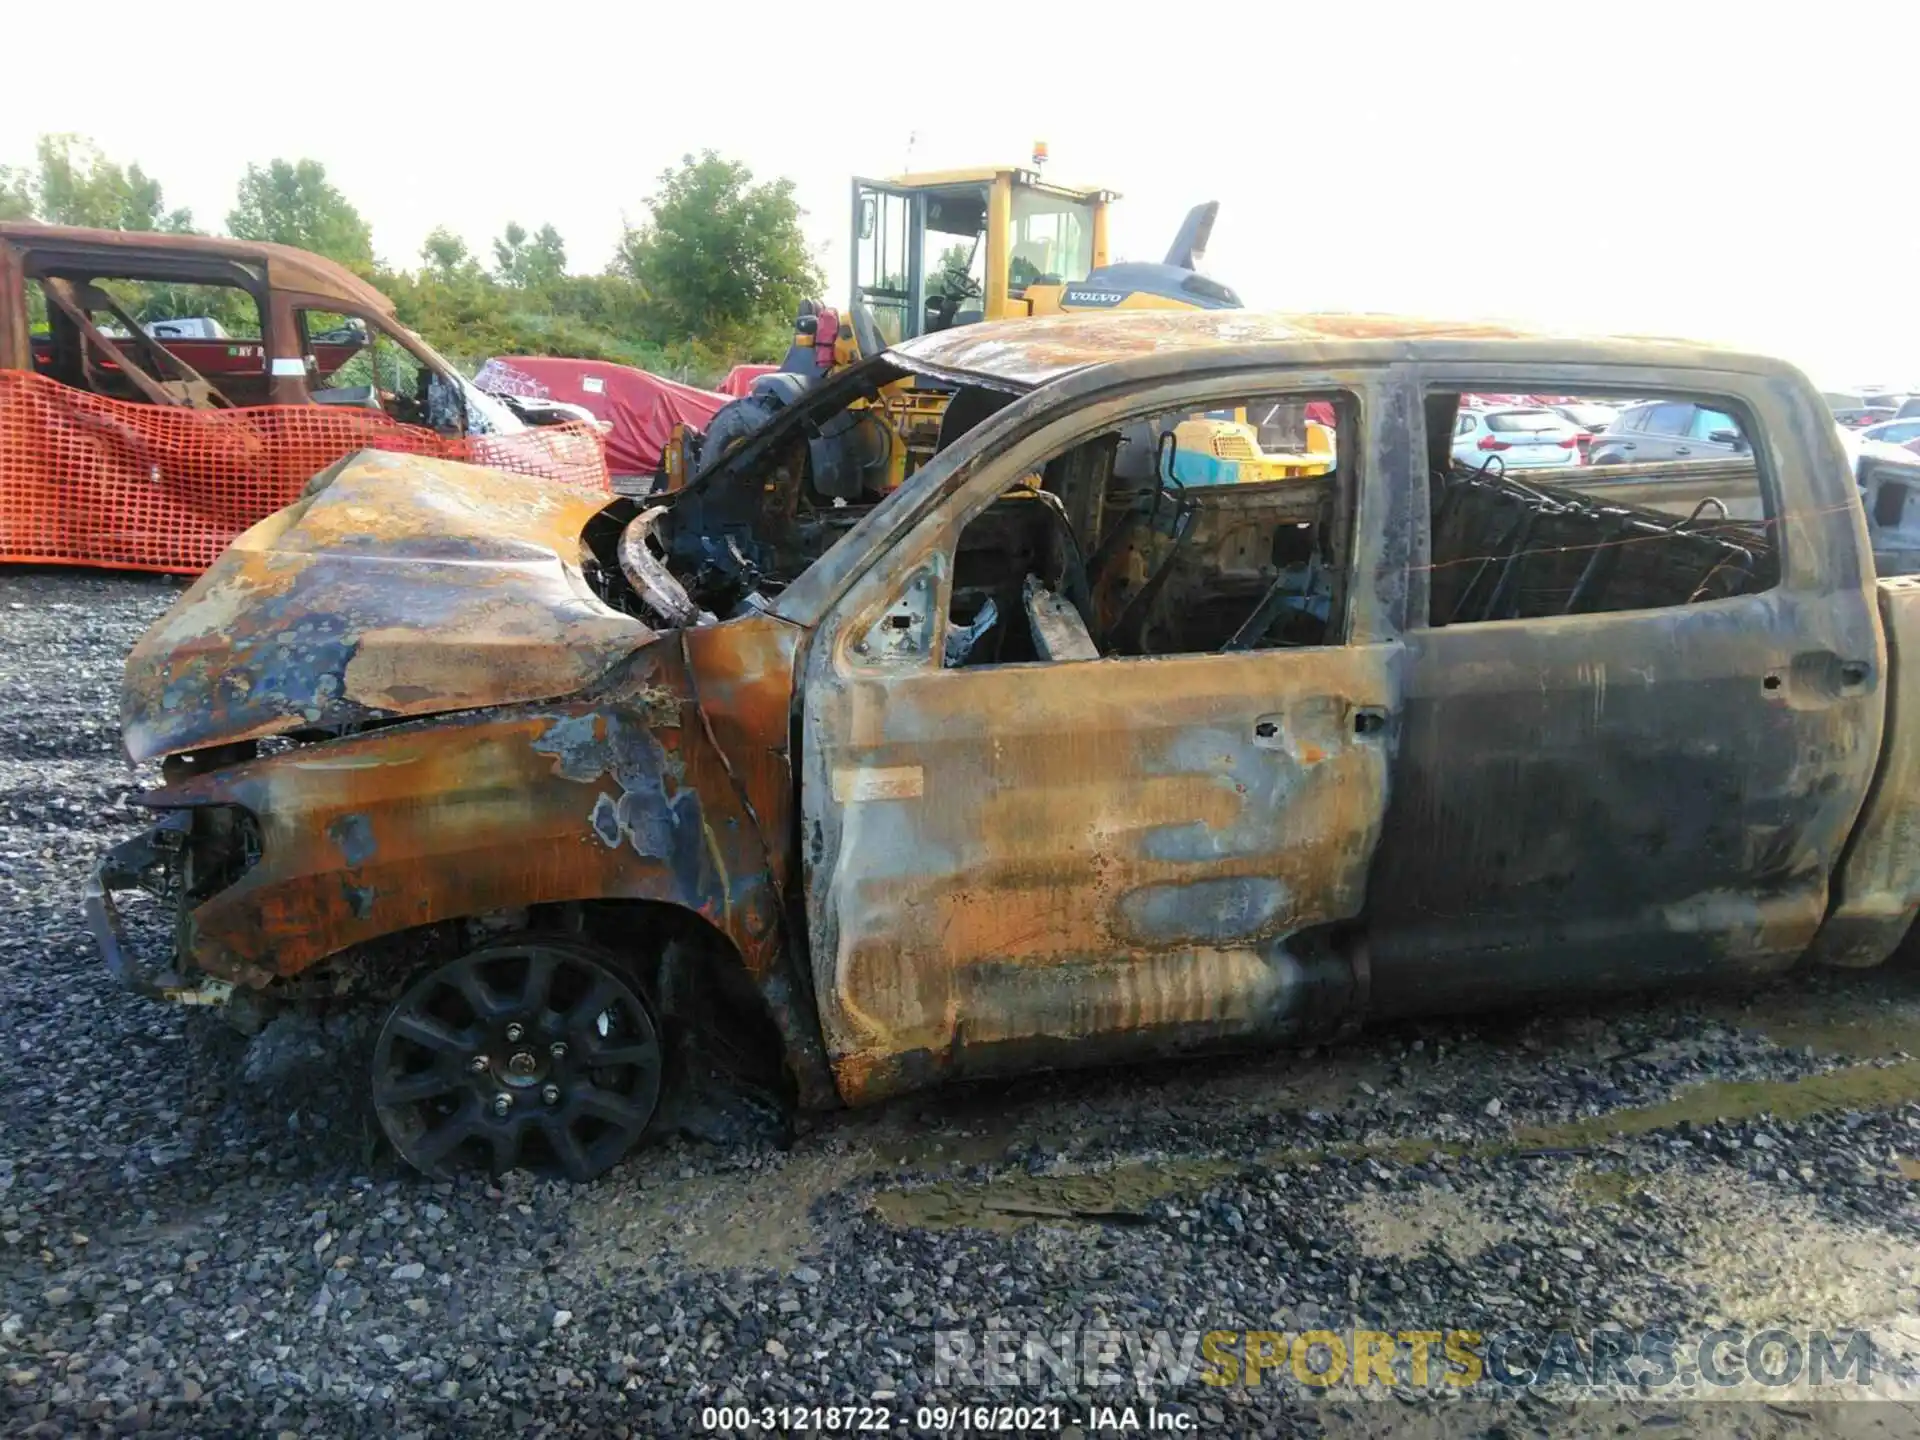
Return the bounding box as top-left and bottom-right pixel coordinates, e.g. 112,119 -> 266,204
829,799 -> 962,882
535,713 -> 612,783
590,792 -> 622,848
534,711 -> 714,903
1143,820 -> 1232,865
326,813 -> 378,867
1118,876 -> 1291,946
160,610 -> 358,725
616,788 -> 681,858
1140,726 -> 1299,864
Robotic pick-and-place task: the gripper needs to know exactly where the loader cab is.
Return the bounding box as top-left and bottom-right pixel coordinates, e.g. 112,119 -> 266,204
850,168 -> 1112,346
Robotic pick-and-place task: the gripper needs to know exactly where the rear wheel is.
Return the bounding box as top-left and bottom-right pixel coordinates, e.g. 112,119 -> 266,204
371,938 -> 663,1181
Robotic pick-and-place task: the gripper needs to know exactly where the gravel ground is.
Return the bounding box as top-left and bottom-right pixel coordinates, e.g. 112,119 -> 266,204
6,569 -> 1920,1438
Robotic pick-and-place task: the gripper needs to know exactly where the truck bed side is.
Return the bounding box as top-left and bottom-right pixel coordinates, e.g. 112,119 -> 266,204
1811,574 -> 1920,966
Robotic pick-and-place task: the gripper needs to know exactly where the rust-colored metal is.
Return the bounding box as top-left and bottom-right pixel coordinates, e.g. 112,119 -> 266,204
140,618 -> 833,1106
892,309 -> 1606,389
0,222 -> 398,326
93,308 -> 1920,1130
122,449 -> 648,763
801,642 -> 1395,1103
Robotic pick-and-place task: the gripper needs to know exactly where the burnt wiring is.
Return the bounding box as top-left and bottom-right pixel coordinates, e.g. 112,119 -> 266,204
1431,466 -> 1771,622
1101,430 -> 1199,653
1004,483 -> 1096,623
1424,468 -> 1803,578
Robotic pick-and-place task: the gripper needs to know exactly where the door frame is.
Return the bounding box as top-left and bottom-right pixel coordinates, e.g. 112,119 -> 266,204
795,360 -> 1420,1101
849,178 -> 927,344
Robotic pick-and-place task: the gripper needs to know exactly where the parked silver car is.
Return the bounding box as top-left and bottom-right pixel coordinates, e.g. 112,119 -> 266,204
1588,400 -> 1750,466
1450,406 -> 1585,469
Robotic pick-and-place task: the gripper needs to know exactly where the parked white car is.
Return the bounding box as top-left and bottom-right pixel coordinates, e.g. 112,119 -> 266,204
1451,406 -> 1586,469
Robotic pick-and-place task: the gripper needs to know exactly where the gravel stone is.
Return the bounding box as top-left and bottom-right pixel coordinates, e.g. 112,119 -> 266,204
6,570 -> 1920,1437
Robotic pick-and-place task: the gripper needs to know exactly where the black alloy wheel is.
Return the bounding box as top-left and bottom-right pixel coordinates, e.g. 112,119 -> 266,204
372,939 -> 663,1181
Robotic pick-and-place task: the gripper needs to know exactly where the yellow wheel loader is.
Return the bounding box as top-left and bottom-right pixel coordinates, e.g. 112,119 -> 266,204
661,161 -> 1328,497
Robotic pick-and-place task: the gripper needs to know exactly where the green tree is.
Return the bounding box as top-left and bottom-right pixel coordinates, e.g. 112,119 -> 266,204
419,227 -> 483,284
26,135 -> 192,231
492,221 -> 566,288
0,165 -> 31,221
612,151 -> 821,345
226,159 -> 372,268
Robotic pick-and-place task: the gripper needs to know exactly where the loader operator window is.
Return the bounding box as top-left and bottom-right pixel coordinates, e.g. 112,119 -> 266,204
1009,191 -> 1095,291
854,188 -> 918,347
1424,388 -> 1778,626
922,186 -> 990,333
940,392 -> 1355,668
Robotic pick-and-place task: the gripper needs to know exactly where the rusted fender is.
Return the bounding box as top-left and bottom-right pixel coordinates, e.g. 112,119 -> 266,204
143,617 -> 835,1107
122,448 -> 649,762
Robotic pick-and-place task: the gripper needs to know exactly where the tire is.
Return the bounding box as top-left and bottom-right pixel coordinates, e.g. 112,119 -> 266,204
371,937 -> 664,1181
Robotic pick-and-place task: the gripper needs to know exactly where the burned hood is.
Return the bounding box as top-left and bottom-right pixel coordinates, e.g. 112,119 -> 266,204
123,449 -> 654,762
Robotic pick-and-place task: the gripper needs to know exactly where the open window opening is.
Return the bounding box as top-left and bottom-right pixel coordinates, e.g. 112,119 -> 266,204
296,308 -> 464,433
939,391 -> 1353,668
30,268 -> 264,408
1424,388 -> 1779,626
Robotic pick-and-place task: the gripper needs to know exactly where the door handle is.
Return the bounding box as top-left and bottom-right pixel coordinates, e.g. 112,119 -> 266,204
1763,657 -> 1874,699
1674,446 -> 1692,456
1253,709 -> 1390,748
1621,442 -> 1636,451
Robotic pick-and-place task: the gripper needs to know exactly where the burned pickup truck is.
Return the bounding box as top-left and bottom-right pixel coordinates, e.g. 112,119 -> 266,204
89,310 -> 1920,1180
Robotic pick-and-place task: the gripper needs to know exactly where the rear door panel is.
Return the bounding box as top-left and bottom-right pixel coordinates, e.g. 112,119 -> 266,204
1368,366 -> 1883,1009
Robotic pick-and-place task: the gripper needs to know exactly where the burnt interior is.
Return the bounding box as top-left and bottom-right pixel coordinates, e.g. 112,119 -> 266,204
1424,393 -> 1779,623
938,399 -> 1351,664
594,371 -> 1356,660
589,367 -> 1781,651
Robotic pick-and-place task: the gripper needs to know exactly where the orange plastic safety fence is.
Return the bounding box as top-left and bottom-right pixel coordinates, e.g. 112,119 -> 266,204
0,370 -> 611,576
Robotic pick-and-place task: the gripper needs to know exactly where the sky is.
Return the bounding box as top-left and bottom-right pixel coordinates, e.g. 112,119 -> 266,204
7,1 -> 1915,389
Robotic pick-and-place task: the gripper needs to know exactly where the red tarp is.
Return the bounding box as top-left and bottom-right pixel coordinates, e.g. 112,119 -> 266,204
0,369 -> 609,576
475,356 -> 730,477
720,363 -> 780,398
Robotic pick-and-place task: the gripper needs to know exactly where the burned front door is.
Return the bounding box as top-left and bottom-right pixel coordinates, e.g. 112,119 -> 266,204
796,372 -> 1405,1105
